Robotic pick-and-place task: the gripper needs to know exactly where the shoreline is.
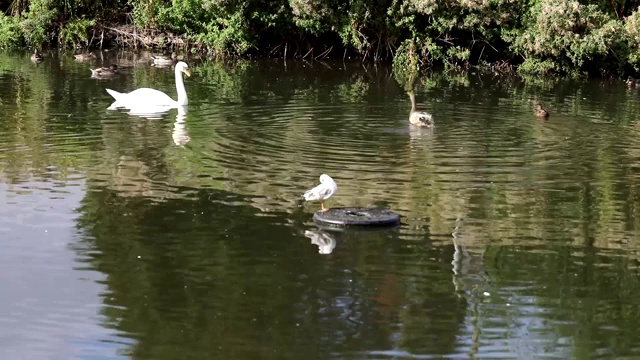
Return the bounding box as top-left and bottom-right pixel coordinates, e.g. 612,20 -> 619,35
52,24 -> 520,77
4,0 -> 636,80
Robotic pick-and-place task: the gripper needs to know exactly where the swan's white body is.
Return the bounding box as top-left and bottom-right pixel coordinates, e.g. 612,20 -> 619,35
408,90 -> 434,128
410,111 -> 434,127
106,61 -> 191,108
303,174 -> 337,210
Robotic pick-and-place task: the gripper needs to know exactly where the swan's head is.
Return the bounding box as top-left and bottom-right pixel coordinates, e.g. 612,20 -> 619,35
175,61 -> 191,77
319,174 -> 334,184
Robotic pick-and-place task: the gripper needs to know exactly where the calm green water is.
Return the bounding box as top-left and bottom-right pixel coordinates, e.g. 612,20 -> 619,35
1,50 -> 640,359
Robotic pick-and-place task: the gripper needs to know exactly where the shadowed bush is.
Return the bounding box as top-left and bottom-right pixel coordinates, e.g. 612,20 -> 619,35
4,0 -> 640,76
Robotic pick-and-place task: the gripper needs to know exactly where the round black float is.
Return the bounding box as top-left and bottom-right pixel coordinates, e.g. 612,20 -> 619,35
313,207 -> 401,227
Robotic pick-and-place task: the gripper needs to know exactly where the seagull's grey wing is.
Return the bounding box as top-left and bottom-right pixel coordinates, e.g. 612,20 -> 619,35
303,183 -> 330,201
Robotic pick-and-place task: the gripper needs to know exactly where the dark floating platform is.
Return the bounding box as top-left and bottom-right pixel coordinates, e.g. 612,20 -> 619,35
313,207 -> 401,228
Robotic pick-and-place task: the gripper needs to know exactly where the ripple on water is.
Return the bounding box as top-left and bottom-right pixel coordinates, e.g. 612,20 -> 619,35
90,91 -> 538,234
209,92 -> 634,249
4,57 -> 640,359
190,101 -> 428,217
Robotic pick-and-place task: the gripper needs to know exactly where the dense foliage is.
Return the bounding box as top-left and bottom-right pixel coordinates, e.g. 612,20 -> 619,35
4,0 -> 640,76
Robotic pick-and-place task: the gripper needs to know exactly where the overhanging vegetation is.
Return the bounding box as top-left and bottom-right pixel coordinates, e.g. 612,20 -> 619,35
2,0 -> 640,76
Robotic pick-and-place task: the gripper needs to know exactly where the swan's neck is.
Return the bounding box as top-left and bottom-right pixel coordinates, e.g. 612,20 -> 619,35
409,92 -> 417,113
175,69 -> 188,106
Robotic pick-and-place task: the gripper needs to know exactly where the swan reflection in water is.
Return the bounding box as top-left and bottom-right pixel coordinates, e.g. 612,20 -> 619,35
106,104 -> 191,147
304,229 -> 336,255
107,102 -> 173,119
172,106 -> 190,147
409,125 -> 434,138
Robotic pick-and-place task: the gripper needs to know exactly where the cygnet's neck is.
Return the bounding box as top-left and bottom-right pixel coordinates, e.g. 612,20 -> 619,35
409,92 -> 417,113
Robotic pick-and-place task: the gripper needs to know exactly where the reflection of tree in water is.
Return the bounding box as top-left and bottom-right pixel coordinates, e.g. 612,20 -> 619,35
450,219 -> 490,357
6,51 -> 640,357
319,229 -> 467,355
189,62 -> 640,247
74,187 -> 470,358
4,53 -> 638,250
474,244 -> 640,358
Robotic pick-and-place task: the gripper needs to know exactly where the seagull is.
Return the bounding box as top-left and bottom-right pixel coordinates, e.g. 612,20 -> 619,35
302,174 -> 337,211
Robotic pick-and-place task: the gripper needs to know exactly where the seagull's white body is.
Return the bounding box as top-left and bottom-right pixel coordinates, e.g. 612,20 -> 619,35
303,174 -> 337,210
303,174 -> 337,201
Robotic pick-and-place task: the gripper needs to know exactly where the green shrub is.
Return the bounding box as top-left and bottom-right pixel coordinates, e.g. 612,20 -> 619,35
59,18 -> 96,48
511,0 -> 624,75
3,0 -> 640,76
0,14 -> 23,49
19,0 -> 58,47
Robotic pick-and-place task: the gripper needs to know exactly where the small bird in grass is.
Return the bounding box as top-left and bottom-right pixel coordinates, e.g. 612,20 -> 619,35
534,104 -> 550,118
303,174 -> 338,212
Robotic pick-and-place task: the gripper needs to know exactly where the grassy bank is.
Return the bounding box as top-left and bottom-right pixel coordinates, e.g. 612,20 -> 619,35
3,0 -> 640,77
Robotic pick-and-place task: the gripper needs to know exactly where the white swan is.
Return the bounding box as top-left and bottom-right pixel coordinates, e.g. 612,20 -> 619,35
106,61 -> 191,108
302,174 -> 337,211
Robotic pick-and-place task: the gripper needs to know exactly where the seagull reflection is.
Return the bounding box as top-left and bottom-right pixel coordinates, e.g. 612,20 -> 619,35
304,229 -> 336,254
172,106 -> 190,146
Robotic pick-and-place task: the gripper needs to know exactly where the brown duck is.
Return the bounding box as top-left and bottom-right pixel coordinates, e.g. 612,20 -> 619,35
90,64 -> 119,78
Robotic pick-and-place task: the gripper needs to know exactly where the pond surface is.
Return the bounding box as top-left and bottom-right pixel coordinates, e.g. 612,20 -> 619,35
1,50 -> 640,359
